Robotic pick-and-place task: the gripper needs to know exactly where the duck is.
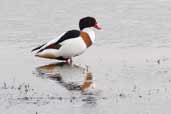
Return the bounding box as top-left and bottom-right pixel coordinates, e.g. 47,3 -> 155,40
32,16 -> 101,63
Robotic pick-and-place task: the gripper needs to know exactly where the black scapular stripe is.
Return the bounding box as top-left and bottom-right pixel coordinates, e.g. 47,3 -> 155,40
56,30 -> 80,44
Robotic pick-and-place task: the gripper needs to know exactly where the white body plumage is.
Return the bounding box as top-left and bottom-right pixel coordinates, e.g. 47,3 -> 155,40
35,28 -> 95,59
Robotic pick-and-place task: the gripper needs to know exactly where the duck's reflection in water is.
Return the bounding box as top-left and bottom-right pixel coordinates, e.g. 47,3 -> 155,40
36,62 -> 95,92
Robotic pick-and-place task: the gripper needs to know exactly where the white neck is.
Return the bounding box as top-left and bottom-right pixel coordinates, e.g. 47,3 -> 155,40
82,28 -> 95,43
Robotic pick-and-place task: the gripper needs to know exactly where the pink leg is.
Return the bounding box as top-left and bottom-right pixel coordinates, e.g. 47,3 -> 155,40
65,58 -> 72,64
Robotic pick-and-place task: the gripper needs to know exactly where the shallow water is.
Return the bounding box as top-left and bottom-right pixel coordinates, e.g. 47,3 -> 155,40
1,0 -> 171,114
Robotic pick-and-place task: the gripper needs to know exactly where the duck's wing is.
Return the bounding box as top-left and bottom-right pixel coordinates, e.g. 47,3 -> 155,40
31,43 -> 46,52
32,30 -> 80,52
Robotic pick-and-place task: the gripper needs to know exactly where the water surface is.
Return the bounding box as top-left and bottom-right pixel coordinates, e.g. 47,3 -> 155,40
1,0 -> 171,114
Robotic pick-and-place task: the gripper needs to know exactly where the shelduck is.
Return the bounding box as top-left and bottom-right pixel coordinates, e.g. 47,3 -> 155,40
32,16 -> 101,62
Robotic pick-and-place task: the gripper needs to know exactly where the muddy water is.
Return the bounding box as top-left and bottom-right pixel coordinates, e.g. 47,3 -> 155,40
1,0 -> 171,114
